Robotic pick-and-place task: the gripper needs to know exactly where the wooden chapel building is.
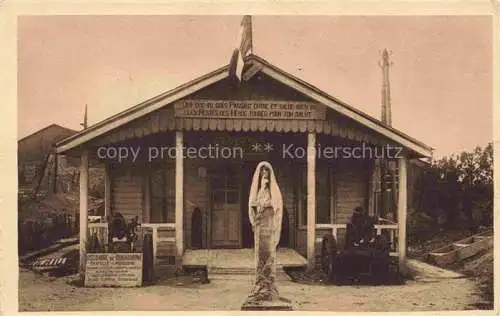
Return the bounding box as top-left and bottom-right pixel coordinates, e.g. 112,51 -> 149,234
56,53 -> 432,276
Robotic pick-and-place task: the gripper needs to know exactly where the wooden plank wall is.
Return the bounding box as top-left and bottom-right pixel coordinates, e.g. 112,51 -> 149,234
110,168 -> 144,222
149,164 -> 176,223
274,161 -> 296,248
334,159 -> 370,224
294,159 -> 369,256
183,161 -> 209,249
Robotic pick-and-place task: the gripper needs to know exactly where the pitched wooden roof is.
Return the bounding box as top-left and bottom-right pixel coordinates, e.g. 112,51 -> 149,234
19,124 -> 78,163
19,124 -> 77,144
56,54 -> 432,158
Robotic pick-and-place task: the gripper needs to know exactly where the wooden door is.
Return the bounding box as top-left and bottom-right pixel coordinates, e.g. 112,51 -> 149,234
211,165 -> 241,248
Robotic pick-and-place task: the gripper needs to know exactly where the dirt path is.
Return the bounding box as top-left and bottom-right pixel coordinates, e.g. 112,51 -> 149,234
19,265 -> 483,311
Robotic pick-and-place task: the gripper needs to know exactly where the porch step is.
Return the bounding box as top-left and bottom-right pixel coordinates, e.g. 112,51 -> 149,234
209,267 -> 291,281
155,266 -> 176,278
181,248 -> 305,281
209,267 -> 254,274
427,231 -> 494,267
154,256 -> 177,280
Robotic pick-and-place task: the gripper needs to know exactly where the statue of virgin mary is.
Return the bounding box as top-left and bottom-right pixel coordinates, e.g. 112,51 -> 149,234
246,161 -> 283,302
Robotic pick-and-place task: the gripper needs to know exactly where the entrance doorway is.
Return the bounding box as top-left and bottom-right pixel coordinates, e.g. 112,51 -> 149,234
209,160 -> 289,249
210,165 -> 242,248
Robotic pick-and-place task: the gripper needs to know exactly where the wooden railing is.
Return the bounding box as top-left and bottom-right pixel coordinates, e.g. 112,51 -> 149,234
88,222 -> 109,248
87,222 -> 176,262
315,223 -> 399,257
140,223 -> 176,267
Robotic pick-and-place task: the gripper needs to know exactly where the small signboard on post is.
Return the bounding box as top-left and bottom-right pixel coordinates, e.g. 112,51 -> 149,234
85,253 -> 143,287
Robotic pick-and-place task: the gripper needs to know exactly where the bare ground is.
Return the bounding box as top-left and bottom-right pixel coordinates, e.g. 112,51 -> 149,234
408,227 -> 494,310
19,265 -> 484,312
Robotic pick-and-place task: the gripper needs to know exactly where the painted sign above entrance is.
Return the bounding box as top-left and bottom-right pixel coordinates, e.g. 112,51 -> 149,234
174,100 -> 326,120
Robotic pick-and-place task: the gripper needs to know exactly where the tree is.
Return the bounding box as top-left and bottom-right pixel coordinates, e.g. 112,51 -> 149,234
419,143 -> 493,230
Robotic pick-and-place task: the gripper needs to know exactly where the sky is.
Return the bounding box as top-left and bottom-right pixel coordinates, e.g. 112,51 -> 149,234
17,15 -> 492,158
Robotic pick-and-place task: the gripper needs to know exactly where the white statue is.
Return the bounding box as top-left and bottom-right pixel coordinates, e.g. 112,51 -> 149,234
247,161 -> 283,302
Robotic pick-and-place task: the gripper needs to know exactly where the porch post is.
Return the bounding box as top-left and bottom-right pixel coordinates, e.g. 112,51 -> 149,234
143,170 -> 151,223
175,131 -> 184,267
79,149 -> 89,280
104,164 -> 110,219
397,155 -> 408,273
306,132 -> 316,271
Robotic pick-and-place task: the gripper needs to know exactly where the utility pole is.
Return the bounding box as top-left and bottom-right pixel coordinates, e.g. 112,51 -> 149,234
380,49 -> 392,127
379,49 -> 398,220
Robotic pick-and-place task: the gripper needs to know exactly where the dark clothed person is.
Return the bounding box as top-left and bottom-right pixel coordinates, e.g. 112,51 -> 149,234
345,207 -> 376,249
342,207 -> 378,279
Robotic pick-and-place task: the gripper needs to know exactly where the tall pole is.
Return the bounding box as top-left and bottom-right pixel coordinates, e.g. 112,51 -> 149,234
380,49 -> 392,127
78,104 -> 89,282
79,150 -> 89,281
306,132 -> 316,271
397,156 -> 408,274
175,131 -> 184,269
380,49 -> 398,218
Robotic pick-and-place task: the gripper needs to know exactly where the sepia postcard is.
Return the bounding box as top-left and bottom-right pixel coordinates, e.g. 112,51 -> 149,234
1,2 -> 498,315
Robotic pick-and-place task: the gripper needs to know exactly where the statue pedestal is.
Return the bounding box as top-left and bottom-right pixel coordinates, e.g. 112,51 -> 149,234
241,297 -> 293,311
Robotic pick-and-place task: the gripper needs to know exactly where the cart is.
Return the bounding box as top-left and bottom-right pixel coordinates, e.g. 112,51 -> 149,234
320,233 -> 397,285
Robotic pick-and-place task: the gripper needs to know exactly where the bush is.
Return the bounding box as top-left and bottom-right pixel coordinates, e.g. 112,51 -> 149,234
407,209 -> 435,244
18,215 -> 75,255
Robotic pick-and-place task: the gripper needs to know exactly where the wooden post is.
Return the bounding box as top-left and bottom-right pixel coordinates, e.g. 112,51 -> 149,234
397,156 -> 408,274
104,164 -> 110,220
152,227 -> 158,271
306,132 -> 316,271
329,166 -> 335,229
79,150 -> 89,281
143,170 -> 151,224
175,131 -> 184,268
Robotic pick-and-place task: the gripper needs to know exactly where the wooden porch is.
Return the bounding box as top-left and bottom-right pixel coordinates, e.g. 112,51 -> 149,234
88,221 -> 399,272
182,248 -> 307,281
182,248 -> 307,271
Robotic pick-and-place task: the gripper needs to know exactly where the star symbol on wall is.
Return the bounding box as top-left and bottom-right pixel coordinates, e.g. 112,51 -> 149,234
263,143 -> 274,152
251,143 -> 262,152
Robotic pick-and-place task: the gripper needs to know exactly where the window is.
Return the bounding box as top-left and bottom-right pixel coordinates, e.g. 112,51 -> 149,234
378,160 -> 399,190
374,159 -> 399,218
211,166 -> 240,206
